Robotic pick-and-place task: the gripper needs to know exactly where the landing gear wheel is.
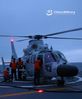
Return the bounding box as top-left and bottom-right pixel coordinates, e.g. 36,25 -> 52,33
57,77 -> 65,86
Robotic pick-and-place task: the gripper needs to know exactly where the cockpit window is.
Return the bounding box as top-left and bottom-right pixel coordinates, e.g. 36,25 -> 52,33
44,52 -> 56,63
53,53 -> 59,62
61,53 -> 66,60
58,52 -> 66,60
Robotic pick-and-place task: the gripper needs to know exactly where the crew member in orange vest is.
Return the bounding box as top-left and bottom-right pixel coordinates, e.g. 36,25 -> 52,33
3,68 -> 10,82
10,58 -> 17,80
17,58 -> 23,80
34,57 -> 42,85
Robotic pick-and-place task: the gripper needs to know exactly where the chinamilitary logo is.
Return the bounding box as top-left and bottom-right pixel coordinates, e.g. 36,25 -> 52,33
46,9 -> 76,16
46,10 -> 53,16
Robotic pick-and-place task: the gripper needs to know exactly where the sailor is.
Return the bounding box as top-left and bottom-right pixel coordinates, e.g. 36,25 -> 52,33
17,58 -> 24,80
10,58 -> 17,80
34,57 -> 42,85
3,68 -> 10,82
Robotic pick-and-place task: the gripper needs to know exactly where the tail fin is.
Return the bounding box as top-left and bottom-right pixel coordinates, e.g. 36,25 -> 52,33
1,57 -> 5,70
11,40 -> 17,59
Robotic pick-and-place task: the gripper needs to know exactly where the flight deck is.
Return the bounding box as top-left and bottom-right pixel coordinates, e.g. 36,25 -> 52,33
0,72 -> 82,99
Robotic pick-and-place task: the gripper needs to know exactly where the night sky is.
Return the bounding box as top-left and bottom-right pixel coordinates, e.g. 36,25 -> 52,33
0,0 -> 82,62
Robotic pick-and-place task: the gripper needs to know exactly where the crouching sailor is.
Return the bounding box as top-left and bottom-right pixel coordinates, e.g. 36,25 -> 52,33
3,68 -> 11,82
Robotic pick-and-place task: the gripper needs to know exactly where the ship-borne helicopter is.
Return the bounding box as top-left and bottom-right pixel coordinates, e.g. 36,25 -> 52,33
0,27 -> 82,86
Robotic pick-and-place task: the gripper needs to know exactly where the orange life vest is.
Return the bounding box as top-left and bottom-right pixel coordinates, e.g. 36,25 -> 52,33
17,61 -> 23,69
17,61 -> 23,65
3,69 -> 9,78
10,62 -> 17,70
34,60 -> 41,71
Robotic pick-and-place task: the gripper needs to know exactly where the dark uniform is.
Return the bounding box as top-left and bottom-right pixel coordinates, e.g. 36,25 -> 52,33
17,58 -> 23,80
34,58 -> 42,85
10,59 -> 17,80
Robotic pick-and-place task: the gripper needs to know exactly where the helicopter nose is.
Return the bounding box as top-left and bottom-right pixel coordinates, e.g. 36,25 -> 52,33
57,64 -> 79,77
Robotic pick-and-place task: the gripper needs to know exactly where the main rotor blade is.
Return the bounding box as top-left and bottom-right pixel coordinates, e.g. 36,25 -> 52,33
44,28 -> 82,37
0,35 -> 32,38
16,39 -> 29,42
46,36 -> 82,40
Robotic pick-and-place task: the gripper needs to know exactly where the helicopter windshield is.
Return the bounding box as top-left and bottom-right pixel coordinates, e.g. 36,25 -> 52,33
57,52 -> 66,60
44,52 -> 56,63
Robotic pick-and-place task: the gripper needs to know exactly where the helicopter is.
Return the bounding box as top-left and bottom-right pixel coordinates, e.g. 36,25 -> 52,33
0,27 -> 82,86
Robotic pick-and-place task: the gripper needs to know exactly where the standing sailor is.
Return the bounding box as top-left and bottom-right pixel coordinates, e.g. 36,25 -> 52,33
17,58 -> 23,80
34,57 -> 42,85
10,58 -> 17,80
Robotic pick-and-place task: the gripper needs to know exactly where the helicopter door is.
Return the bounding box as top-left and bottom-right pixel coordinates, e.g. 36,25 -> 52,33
44,52 -> 58,77
25,55 -> 35,76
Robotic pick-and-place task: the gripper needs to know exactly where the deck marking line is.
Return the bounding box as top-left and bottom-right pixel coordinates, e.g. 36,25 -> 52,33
0,91 -> 35,98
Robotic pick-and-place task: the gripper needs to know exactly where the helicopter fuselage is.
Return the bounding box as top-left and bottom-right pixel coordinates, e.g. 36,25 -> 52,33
22,39 -> 67,78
